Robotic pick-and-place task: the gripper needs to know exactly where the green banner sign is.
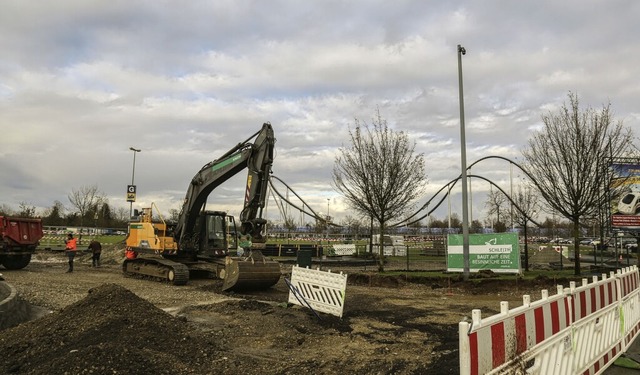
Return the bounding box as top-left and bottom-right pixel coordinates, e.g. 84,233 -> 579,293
447,233 -> 520,273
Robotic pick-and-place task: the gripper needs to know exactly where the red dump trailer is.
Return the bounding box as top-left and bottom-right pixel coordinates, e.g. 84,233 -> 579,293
0,216 -> 43,269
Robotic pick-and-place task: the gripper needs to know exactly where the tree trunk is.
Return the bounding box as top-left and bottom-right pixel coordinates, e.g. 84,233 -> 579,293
573,219 -> 581,276
378,222 -> 385,272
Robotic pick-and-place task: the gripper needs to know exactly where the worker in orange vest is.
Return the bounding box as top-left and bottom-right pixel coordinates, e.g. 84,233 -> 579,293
125,247 -> 137,260
64,233 -> 78,273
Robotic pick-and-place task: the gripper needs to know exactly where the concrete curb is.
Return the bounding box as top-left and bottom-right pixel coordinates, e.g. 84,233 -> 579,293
0,281 -> 32,330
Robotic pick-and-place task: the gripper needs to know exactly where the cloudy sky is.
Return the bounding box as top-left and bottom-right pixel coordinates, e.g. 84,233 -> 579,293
1,0 -> 638,226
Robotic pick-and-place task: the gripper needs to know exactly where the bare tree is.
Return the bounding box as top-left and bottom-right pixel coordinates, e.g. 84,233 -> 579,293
332,111 -> 426,271
484,186 -> 508,229
17,201 -> 37,218
283,216 -> 297,238
341,215 -> 364,239
313,217 -> 328,234
168,208 -> 181,223
68,185 -> 105,229
510,182 -> 541,228
510,182 -> 542,271
0,204 -> 15,216
115,207 -> 130,225
522,92 -> 635,275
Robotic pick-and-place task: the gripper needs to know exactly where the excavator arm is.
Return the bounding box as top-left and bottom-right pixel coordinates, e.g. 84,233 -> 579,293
174,123 -> 275,249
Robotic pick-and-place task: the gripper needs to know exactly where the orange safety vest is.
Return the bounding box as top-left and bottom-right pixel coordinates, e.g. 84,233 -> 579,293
65,238 -> 77,251
125,248 -> 137,259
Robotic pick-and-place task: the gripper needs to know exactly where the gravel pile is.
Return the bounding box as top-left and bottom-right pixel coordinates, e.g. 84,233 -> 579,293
0,284 -> 241,375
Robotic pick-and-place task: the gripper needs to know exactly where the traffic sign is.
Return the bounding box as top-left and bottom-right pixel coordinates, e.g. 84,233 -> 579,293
127,185 -> 136,202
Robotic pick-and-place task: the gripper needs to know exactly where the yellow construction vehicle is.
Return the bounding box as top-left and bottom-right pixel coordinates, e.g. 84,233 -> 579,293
123,123 -> 281,291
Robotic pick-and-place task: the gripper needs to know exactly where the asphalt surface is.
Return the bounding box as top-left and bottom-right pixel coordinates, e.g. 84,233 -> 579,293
604,338 -> 640,374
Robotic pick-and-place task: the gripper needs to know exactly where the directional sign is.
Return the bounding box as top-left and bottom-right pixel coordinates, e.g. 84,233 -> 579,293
126,185 -> 136,202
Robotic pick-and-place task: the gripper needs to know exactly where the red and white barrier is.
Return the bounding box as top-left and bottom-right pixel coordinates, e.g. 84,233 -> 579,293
459,266 -> 640,375
619,268 -> 640,351
569,273 -> 621,374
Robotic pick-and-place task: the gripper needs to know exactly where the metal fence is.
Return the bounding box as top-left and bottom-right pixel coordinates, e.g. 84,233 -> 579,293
264,241 -> 448,273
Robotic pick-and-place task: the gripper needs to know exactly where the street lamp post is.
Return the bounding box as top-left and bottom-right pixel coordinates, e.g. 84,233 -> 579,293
524,217 -> 530,272
326,198 -> 330,241
129,147 -> 141,218
327,198 -> 330,218
523,210 -> 537,272
457,44 -> 470,280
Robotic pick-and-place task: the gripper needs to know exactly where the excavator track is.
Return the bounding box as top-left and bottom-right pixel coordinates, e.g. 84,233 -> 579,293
122,258 -> 190,285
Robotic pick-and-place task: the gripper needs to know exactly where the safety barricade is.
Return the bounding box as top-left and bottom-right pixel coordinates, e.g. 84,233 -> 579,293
332,244 -> 356,256
287,265 -> 348,318
459,266 -> 640,375
619,268 -> 640,351
569,273 -> 621,374
459,285 -> 572,374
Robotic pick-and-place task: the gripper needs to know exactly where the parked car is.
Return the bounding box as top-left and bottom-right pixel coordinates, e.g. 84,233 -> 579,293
618,192 -> 640,215
617,238 -> 638,249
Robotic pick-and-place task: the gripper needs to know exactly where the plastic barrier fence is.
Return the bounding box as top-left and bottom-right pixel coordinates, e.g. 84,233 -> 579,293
371,245 -> 407,256
459,266 -> 640,375
288,265 -> 347,318
332,244 -> 356,256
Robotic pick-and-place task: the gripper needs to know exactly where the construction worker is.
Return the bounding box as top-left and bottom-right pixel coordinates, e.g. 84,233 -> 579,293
64,233 -> 78,273
88,239 -> 102,267
125,247 -> 137,260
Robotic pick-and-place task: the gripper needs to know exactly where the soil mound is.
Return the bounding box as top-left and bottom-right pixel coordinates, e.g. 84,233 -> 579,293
0,284 -> 237,375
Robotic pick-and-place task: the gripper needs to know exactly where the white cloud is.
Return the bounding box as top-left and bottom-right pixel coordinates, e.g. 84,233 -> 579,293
0,0 -> 638,226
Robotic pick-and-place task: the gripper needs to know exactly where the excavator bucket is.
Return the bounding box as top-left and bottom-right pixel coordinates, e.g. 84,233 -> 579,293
222,250 -> 281,292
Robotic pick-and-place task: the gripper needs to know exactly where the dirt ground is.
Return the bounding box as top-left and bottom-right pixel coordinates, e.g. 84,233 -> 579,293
0,248 -> 578,375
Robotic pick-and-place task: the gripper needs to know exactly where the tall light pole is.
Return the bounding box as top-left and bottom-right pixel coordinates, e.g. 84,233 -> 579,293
457,44 -> 470,280
326,198 -> 330,241
129,147 -> 141,218
524,210 -> 537,272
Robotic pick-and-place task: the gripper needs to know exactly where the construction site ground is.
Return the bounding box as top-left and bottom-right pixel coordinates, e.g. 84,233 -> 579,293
0,247 -> 611,375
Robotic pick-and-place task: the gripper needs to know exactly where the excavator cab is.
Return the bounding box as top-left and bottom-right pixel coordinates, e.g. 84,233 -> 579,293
193,211 -> 281,291
194,211 -> 237,259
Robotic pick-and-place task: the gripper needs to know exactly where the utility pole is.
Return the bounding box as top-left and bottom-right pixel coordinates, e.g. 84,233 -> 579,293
457,44 -> 470,281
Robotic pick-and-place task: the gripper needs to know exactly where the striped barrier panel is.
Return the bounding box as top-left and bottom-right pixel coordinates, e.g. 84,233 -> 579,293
459,266 -> 640,375
618,267 -> 640,351
288,265 -> 348,318
459,285 -> 572,374
332,244 -> 356,256
569,273 -> 622,374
